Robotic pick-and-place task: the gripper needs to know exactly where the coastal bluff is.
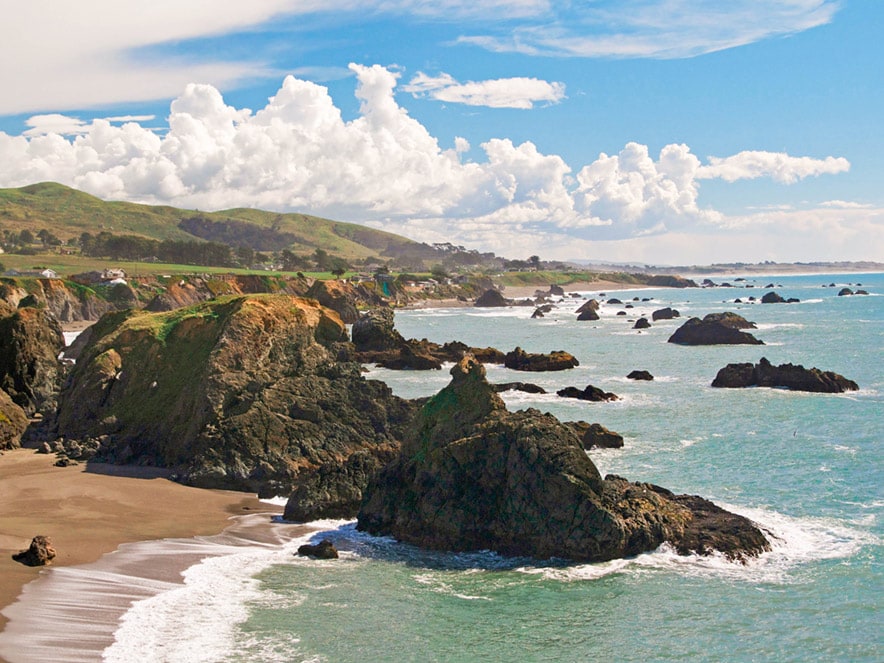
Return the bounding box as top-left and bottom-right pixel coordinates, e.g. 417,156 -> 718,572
47,295 -> 416,496
358,355 -> 770,563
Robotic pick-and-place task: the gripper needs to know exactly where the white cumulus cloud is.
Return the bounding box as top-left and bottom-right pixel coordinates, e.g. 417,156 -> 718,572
404,72 -> 566,109
0,65 -> 856,261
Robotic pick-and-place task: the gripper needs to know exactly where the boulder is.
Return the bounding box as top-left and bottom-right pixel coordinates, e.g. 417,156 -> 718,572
566,421 -> 625,449
633,317 -> 651,330
577,309 -> 600,321
548,284 -> 565,297
626,370 -> 654,381
761,291 -> 798,304
351,308 -> 401,352
12,535 -> 56,566
668,313 -> 764,346
557,384 -> 619,402
575,299 -> 600,315
652,307 -> 680,321
607,298 -> 623,305
837,288 -> 854,296
493,382 -> 547,394
48,295 -> 417,496
474,289 -> 509,307
297,539 -> 339,559
0,388 -> 29,450
0,304 -> 65,415
357,356 -> 769,563
531,308 -> 545,319
711,357 -> 859,393
504,347 -> 579,372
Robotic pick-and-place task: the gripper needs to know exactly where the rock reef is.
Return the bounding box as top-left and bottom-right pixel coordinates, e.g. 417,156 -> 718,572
711,357 -> 859,393
668,313 -> 764,346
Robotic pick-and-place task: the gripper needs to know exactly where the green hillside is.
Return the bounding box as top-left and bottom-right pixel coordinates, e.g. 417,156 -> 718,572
0,182 -> 423,261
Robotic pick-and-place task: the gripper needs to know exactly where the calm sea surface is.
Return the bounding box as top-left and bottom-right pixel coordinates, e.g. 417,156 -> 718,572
3,273 -> 882,662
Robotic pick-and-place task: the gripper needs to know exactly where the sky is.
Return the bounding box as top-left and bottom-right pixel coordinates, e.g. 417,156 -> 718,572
0,0 -> 881,266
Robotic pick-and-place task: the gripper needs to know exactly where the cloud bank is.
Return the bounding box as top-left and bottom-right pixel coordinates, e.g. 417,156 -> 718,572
0,64 -> 863,265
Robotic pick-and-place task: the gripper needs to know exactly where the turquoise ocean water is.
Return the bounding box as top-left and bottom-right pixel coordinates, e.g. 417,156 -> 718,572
1,273 -> 881,662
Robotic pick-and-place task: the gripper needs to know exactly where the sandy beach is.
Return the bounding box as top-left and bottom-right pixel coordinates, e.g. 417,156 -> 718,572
0,448 -> 276,640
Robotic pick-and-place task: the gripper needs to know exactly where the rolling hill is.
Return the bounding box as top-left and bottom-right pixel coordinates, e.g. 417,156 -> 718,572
0,182 -> 426,262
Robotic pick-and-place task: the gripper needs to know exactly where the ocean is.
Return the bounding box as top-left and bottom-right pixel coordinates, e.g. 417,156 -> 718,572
2,272 -> 881,662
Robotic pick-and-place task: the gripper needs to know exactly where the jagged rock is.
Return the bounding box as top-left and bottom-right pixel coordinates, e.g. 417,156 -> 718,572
474,289 -> 509,307
531,308 -> 545,319
297,539 -> 339,559
548,284 -> 565,296
633,317 -> 651,330
566,421 -> 625,449
626,370 -> 654,381
358,356 -> 769,563
652,307 -> 680,321
48,295 -> 417,495
504,347 -> 579,372
761,291 -> 798,304
493,382 -> 547,394
576,299 -> 600,315
0,303 -> 65,415
284,448 -> 397,521
306,279 -> 384,324
0,388 -> 28,450
668,313 -> 764,346
557,384 -> 619,401
711,357 -> 859,393
577,309 -> 600,321
12,535 -> 56,566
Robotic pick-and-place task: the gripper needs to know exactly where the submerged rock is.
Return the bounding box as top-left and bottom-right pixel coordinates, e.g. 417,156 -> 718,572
358,356 -> 769,563
668,313 -> 764,346
711,357 -> 859,393
626,370 -> 654,381
297,539 -> 339,559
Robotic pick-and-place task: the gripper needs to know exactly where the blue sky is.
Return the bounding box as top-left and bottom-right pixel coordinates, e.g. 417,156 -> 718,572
0,0 -> 881,265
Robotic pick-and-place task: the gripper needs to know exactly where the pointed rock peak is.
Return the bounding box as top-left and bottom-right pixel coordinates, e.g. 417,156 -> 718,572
450,353 -> 486,383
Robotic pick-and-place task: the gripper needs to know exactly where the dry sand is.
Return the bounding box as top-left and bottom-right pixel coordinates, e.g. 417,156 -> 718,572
0,448 -> 276,636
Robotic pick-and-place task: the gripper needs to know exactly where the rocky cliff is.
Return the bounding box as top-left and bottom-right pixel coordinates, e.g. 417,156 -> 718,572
358,356 -> 769,563
48,294 -> 416,496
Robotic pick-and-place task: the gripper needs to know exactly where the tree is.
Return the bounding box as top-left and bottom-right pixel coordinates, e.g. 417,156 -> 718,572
18,229 -> 34,245
528,255 -> 541,270
430,264 -> 449,280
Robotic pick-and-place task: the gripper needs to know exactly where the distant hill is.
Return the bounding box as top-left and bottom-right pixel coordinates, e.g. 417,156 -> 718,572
0,182 -> 426,261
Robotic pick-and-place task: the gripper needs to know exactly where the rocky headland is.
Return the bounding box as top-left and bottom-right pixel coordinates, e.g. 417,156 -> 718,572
357,356 -> 770,563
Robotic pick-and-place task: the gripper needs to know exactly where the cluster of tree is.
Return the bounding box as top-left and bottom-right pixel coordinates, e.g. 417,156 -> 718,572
79,232 -> 238,267
2,228 -> 64,252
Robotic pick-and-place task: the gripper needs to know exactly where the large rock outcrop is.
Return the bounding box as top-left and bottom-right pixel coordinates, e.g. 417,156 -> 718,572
48,295 -> 417,496
668,313 -> 764,346
0,388 -> 29,450
504,347 -> 579,372
711,357 -> 859,393
0,302 -> 65,415
358,356 -> 770,563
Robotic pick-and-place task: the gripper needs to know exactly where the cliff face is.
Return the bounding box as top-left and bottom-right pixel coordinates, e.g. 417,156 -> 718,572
0,302 -> 65,416
358,356 -> 769,563
50,294 -> 416,495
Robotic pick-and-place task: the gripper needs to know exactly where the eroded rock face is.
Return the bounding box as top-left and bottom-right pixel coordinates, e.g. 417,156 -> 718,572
358,356 -> 769,563
0,388 -> 29,450
668,313 -> 764,346
566,421 -> 625,449
0,303 -> 65,415
48,295 -> 417,496
711,357 -> 859,393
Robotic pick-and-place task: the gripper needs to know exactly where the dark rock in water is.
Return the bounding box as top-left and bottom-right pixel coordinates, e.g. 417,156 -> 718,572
12,535 -> 56,566
557,384 -> 619,402
652,307 -> 680,321
855,290 -> 869,295
761,291 -> 798,304
633,317 -> 651,330
48,295 -> 417,496
531,308 -> 545,319
644,275 -> 699,288
375,344 -> 443,371
0,389 -> 28,450
358,356 -> 769,563
493,382 -> 547,394
711,357 -> 859,393
625,304 -> 634,309
284,449 -> 398,521
0,303 -> 65,416
734,298 -> 743,304
474,289 -> 509,307
576,299 -> 600,315
616,311 -> 627,316
504,347 -> 579,372
566,421 -> 625,449
548,284 -> 565,297
577,308 -> 600,321
837,288 -> 854,296
352,308 -> 401,352
627,370 -> 654,381
668,313 -> 764,346
607,298 -> 623,305
297,539 -> 339,559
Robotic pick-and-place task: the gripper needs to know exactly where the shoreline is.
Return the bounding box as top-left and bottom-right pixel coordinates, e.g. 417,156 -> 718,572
0,448 -> 277,650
